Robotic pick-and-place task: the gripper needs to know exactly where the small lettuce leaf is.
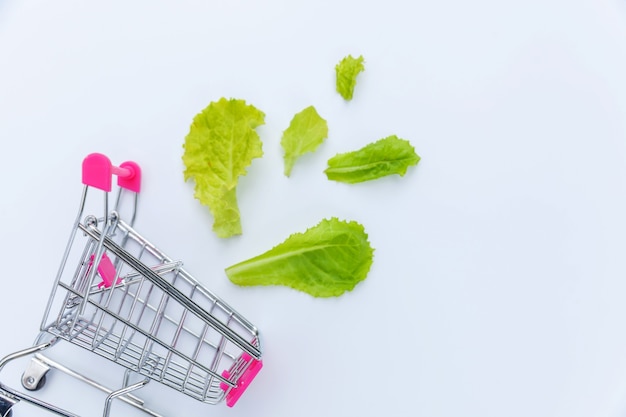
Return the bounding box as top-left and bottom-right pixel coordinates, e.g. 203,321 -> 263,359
225,218 -> 374,297
335,54 -> 365,100
182,98 -> 265,238
325,135 -> 420,184
281,106 -> 329,176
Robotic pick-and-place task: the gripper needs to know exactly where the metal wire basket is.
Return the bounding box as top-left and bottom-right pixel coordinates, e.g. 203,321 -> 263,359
0,153 -> 262,417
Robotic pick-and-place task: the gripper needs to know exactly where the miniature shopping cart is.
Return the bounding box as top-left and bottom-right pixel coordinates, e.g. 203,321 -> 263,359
0,153 -> 263,417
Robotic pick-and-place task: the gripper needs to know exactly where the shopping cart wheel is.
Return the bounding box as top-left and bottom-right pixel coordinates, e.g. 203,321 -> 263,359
0,393 -> 16,417
21,373 -> 47,391
21,357 -> 49,391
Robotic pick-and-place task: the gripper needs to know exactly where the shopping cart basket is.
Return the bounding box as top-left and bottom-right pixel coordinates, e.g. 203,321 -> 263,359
0,153 -> 263,417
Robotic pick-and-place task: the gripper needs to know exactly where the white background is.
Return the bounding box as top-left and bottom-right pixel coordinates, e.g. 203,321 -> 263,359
1,1 -> 626,416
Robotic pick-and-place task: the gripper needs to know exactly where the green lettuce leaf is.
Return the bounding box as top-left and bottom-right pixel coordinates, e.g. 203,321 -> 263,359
335,54 -> 365,100
182,98 -> 265,238
281,106 -> 329,176
325,135 -> 420,184
225,218 -> 374,297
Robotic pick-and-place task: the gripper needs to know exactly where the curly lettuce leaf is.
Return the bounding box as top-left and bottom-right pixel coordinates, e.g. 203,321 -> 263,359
225,218 -> 374,297
325,135 -> 420,184
182,98 -> 265,238
281,106 -> 329,177
335,54 -> 365,100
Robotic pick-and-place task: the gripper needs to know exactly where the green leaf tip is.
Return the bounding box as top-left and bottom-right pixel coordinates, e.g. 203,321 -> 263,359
335,54 -> 365,101
325,135 -> 420,184
182,97 -> 265,238
225,217 -> 374,297
281,105 -> 329,177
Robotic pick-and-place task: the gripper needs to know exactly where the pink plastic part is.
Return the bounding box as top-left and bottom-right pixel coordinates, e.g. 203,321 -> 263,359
117,161 -> 141,192
82,153 -> 141,192
82,154 -> 113,192
88,252 -> 121,289
220,353 -> 263,407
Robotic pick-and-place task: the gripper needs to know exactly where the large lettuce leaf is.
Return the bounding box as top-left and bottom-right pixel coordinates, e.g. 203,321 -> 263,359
325,135 -> 420,184
183,98 -> 265,238
281,105 -> 328,177
225,218 -> 374,297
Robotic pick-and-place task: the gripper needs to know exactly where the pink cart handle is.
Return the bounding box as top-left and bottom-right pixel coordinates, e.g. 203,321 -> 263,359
82,153 -> 141,192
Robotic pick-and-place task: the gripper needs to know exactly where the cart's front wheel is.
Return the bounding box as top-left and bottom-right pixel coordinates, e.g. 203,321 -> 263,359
0,395 -> 15,417
21,357 -> 49,392
22,375 -> 46,391
21,373 -> 47,391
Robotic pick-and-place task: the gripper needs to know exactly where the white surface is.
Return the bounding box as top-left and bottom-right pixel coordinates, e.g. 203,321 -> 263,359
1,0 -> 626,416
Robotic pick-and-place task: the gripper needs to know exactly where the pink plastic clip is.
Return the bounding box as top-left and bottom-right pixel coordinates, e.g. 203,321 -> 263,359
220,353 -> 263,407
82,153 -> 141,192
87,252 -> 121,289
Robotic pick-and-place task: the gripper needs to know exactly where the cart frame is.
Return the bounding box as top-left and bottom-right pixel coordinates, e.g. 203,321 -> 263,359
0,153 -> 263,417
